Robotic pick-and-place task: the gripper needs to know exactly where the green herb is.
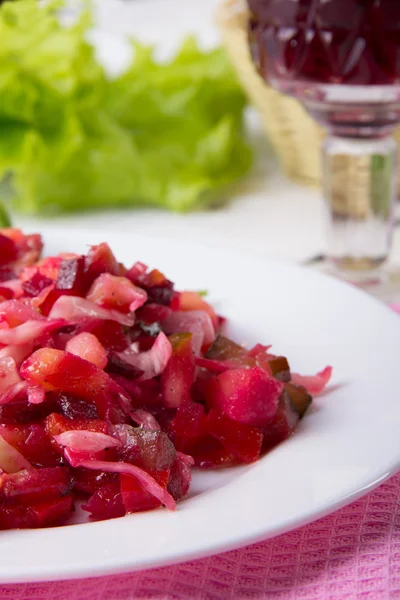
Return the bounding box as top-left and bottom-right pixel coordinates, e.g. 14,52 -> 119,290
0,0 -> 252,215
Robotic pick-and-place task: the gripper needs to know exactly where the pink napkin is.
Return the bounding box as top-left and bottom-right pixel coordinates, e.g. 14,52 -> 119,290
0,303 -> 398,599
0,471 -> 398,600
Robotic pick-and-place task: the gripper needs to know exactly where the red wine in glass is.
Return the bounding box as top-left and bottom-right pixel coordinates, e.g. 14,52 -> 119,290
248,0 -> 400,276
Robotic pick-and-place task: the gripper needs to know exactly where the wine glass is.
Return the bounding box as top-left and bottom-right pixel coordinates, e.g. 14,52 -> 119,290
248,0 -> 400,285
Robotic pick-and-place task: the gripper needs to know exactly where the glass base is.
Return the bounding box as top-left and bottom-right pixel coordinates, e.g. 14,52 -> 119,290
315,260 -> 400,304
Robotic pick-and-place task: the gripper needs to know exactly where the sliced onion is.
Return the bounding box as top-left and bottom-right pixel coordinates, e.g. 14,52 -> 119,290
130,409 -> 161,431
177,451 -> 195,466
49,296 -> 135,327
0,381 -> 28,405
116,332 -> 172,380
291,366 -> 333,395
54,431 -> 121,454
87,273 -> 147,313
0,299 -> 44,326
0,357 -> 21,393
27,386 -> 46,405
0,280 -> 24,299
0,319 -> 65,345
0,343 -> 33,366
162,310 -> 215,355
63,451 -> 175,511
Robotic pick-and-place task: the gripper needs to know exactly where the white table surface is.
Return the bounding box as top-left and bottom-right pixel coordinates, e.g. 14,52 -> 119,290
13,0 -> 400,276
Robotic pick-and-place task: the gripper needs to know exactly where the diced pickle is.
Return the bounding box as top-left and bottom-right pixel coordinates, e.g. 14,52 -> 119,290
268,356 -> 291,382
284,382 -> 312,418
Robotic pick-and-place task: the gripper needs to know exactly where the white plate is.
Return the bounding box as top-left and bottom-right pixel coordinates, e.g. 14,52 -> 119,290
1,227 -> 400,583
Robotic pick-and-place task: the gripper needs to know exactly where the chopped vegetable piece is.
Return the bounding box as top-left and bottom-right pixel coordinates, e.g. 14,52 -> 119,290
207,409 -> 263,464
211,367 -> 282,427
291,366 -> 333,395
284,382 -> 312,418
161,333 -> 195,408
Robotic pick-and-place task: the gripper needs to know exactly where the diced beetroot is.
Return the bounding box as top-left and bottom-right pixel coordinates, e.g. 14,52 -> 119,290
206,335 -> 254,367
167,452 -> 193,501
125,261 -> 148,284
0,267 -> 16,283
262,393 -> 300,452
0,424 -> 60,468
87,274 -> 147,313
161,333 -> 195,408
89,321 -> 129,353
22,272 -> 53,298
168,401 -> 207,454
113,425 -> 176,472
147,287 -> 175,306
0,495 -> 73,529
211,367 -> 282,428
110,376 -> 162,410
0,467 -> 72,504
190,436 -> 235,469
206,409 -> 263,464
0,287 -> 14,300
138,269 -> 170,289
20,348 -> 118,419
0,357 -> 21,394
55,257 -> 86,295
83,480 -> 125,521
29,495 -> 73,527
0,234 -> 18,266
136,333 -> 158,352
31,256 -> 63,281
120,469 -> 169,513
72,469 -> 117,494
51,392 -> 99,420
173,291 -> 219,328
136,303 -> 172,325
84,243 -> 122,287
45,413 -> 107,439
65,332 -> 108,369
0,395 -> 55,425
0,278 -> 23,299
36,287 -> 70,317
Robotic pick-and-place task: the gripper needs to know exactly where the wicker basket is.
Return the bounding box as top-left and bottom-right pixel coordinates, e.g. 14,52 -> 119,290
217,0 -> 400,193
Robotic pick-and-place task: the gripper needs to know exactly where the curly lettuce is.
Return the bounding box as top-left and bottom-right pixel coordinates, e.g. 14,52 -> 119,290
0,0 -> 252,215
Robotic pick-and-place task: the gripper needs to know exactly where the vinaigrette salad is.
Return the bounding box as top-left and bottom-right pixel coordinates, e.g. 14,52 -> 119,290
0,229 -> 331,529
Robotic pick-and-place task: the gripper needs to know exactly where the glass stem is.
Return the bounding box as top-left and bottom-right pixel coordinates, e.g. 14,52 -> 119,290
322,134 -> 397,274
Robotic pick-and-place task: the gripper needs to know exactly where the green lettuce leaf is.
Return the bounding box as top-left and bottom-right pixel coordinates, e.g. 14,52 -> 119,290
0,0 -> 252,215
